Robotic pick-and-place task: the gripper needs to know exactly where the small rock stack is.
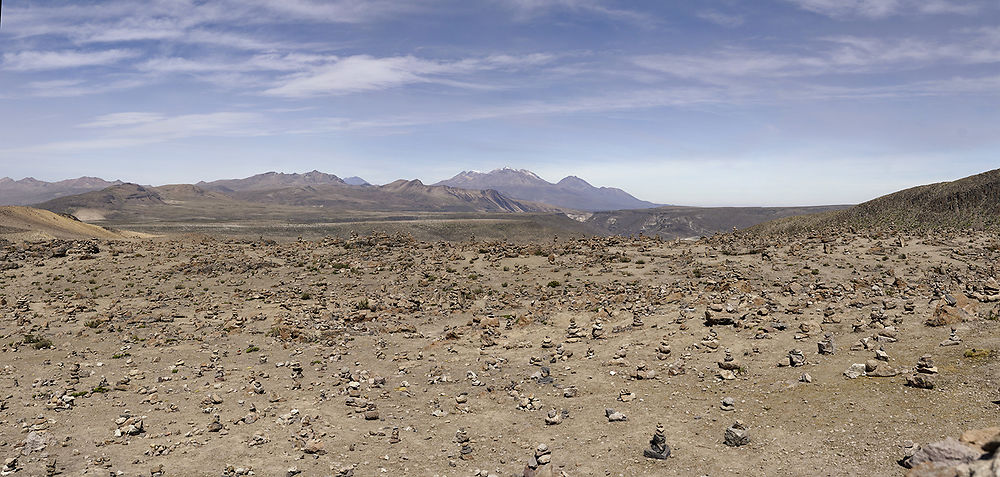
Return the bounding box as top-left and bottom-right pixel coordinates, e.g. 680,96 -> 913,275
655,336 -> 672,360
455,427 -> 473,459
643,423 -> 671,460
939,327 -> 961,347
522,444 -> 552,477
788,349 -> 806,367
565,319 -> 585,342
591,320 -> 605,339
905,355 -> 937,389
817,333 -> 835,355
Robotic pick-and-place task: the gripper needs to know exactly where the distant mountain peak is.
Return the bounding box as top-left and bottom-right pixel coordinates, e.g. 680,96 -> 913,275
556,175 -> 593,188
488,167 -> 543,180
434,168 -> 657,211
343,176 -> 371,186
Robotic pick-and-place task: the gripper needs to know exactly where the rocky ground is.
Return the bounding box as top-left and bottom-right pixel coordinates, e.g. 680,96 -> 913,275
0,230 -> 999,476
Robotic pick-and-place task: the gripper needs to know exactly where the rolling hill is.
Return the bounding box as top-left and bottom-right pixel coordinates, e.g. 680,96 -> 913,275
747,168 -> 1000,236
0,206 -> 136,240
585,205 -> 851,239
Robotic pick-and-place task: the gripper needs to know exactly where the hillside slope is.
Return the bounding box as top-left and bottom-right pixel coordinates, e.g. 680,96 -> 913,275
748,168 -> 1000,235
0,206 -> 134,240
587,205 -> 850,239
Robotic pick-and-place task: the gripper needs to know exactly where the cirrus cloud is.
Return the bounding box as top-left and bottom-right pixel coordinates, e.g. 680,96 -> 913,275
2,49 -> 138,71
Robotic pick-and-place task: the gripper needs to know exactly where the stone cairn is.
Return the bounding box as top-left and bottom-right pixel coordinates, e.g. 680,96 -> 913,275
522,444 -> 552,477
455,427 -> 472,459
655,336 -> 671,360
940,327 -> 961,347
643,423 -> 671,460
565,319 -> 585,343
631,314 -> 644,328
817,333 -> 835,355
906,355 -> 937,389
591,320 -> 605,339
788,349 -> 806,367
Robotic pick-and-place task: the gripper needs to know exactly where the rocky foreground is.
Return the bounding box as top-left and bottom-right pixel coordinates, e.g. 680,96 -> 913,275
0,231 -> 998,476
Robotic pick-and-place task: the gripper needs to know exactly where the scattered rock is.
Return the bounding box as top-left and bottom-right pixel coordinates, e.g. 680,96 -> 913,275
724,420 -> 750,447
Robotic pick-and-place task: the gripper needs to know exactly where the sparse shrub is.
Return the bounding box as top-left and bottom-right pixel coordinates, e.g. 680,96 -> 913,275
23,334 -> 53,350
546,280 -> 561,288
246,345 -> 260,353
964,348 -> 991,359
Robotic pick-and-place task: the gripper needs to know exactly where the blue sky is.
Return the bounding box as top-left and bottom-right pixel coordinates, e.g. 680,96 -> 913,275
1,0 -> 999,206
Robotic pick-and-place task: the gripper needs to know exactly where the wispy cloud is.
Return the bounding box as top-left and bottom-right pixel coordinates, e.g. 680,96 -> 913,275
633,30 -> 1000,82
239,0 -> 431,24
80,112 -> 168,128
1,0 -> 390,56
502,0 -> 653,25
291,86 -> 734,132
697,10 -> 745,27
263,54 -> 555,97
785,0 -> 981,18
24,78 -> 151,98
2,49 -> 138,71
13,112 -> 268,154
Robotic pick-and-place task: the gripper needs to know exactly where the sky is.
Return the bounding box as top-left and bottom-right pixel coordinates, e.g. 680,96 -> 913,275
1,0 -> 999,206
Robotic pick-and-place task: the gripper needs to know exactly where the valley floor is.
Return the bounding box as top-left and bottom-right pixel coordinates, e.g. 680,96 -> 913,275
0,231 -> 998,476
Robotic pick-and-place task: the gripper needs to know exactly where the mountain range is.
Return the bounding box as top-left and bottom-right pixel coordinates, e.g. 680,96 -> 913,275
2,168 -> 655,213
36,177 -> 558,224
434,168 -> 658,211
0,168 -> 851,239
0,176 -> 123,206
6,167 -> 998,240
196,170 -> 347,192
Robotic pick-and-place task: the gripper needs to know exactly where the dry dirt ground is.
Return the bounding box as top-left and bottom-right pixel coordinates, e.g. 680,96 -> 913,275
0,231 -> 998,476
